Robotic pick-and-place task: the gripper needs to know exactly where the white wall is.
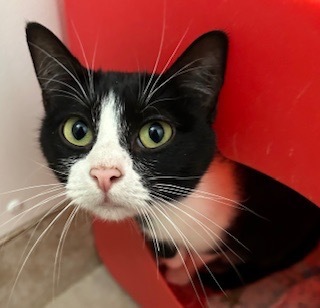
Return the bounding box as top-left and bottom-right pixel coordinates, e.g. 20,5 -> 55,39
0,0 -> 66,238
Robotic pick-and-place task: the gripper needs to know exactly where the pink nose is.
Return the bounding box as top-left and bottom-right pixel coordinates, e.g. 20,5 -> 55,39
90,167 -> 122,193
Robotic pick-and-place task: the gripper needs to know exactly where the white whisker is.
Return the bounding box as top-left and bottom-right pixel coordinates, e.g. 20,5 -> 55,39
154,182 -> 265,219
17,198 -> 69,271
39,77 -> 85,102
153,200 -> 228,300
146,27 -> 190,104
152,187 -> 250,252
140,3 -> 167,103
144,205 -> 204,306
148,175 -> 201,181
140,208 -> 160,272
33,160 -> 70,177
145,59 -> 208,103
151,192 -> 244,283
0,188 -> 66,229
149,203 -> 210,306
0,183 -> 63,196
28,42 -> 90,102
71,21 -> 95,99
53,205 -> 80,299
7,202 -> 74,306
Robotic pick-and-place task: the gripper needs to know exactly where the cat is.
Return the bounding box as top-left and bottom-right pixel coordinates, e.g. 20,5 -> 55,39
26,22 -> 320,291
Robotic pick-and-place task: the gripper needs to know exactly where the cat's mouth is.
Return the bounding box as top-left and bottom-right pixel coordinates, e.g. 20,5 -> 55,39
99,192 -> 130,209
72,191 -> 140,221
101,199 -> 124,208
101,194 -> 111,204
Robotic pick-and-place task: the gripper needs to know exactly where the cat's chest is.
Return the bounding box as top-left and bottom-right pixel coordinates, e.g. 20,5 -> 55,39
143,157 -> 240,253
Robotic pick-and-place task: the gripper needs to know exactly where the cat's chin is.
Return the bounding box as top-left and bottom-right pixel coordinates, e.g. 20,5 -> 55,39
82,203 -> 138,221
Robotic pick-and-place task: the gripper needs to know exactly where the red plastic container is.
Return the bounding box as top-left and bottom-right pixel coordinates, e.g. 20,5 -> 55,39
64,1 -> 320,306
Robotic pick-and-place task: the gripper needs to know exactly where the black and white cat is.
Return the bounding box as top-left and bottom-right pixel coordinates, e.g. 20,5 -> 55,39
26,22 -> 320,290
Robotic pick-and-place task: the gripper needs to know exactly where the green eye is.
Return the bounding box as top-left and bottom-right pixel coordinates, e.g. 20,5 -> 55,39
63,117 -> 93,147
139,121 -> 173,149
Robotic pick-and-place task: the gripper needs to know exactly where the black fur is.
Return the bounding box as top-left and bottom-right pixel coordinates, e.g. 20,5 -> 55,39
26,22 -> 320,290
201,165 -> 320,288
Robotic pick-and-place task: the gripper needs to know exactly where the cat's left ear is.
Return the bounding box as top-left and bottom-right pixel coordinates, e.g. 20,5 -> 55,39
26,22 -> 85,106
166,31 -> 228,118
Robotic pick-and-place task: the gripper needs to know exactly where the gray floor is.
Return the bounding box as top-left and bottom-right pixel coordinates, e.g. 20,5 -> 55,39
0,209 -> 137,308
45,266 -> 137,308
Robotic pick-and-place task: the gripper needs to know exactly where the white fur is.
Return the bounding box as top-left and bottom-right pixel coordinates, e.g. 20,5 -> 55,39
66,91 -> 151,221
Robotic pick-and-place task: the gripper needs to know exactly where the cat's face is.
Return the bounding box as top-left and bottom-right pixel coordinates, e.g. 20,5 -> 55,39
26,23 -> 227,222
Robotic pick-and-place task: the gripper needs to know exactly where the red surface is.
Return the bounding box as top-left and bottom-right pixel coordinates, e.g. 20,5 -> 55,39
64,0 -> 320,306
92,220 -> 182,307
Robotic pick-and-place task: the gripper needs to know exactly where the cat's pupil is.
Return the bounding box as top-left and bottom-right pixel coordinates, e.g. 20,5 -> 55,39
72,121 -> 88,140
149,123 -> 164,143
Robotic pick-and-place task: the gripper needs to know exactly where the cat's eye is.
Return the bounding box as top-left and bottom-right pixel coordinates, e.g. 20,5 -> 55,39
139,121 -> 173,149
62,117 -> 93,147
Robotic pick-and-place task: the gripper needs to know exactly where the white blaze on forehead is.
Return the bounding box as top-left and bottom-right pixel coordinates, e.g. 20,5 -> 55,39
97,91 -> 121,145
87,91 -> 129,170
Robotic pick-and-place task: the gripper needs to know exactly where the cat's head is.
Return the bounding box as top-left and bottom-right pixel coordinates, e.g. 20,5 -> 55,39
26,22 -> 228,221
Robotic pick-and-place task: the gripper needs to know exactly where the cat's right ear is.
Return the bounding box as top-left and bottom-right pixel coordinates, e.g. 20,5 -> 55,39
26,22 -> 85,104
165,31 -> 228,121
